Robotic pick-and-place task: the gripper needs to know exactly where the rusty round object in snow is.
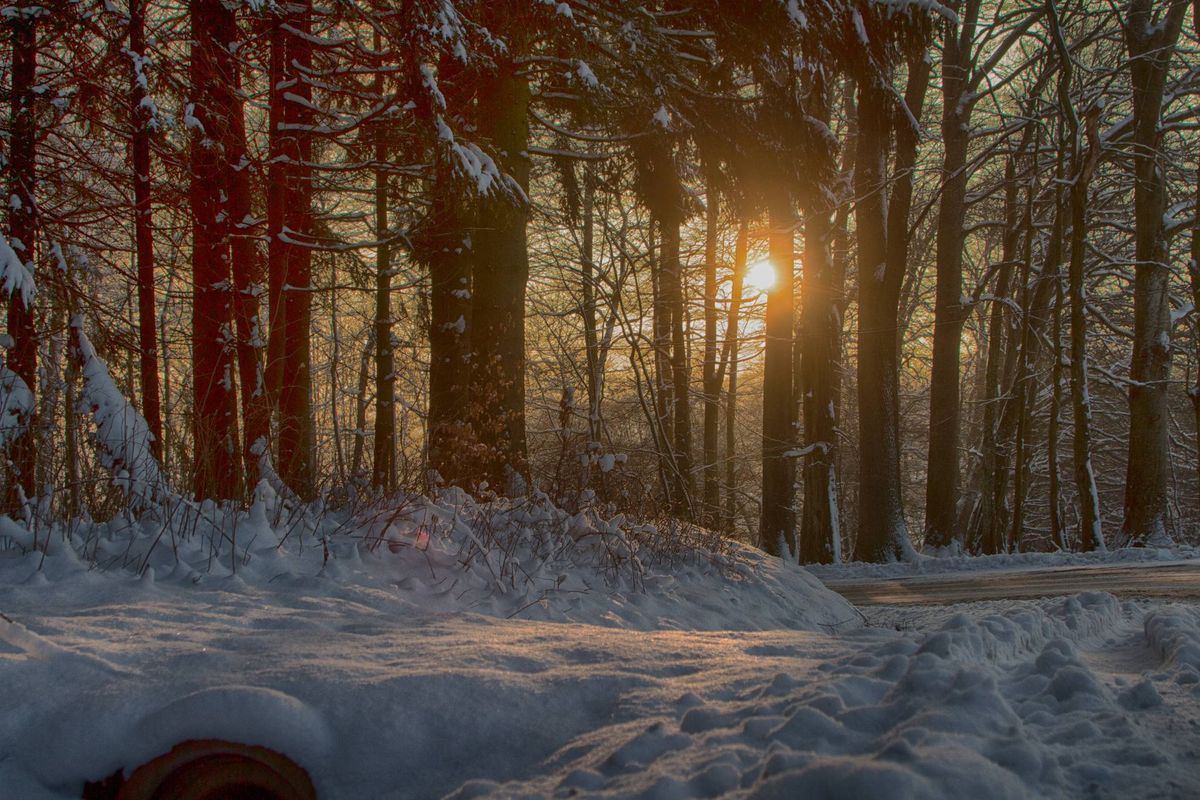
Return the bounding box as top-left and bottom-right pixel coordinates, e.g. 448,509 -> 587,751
94,739 -> 316,800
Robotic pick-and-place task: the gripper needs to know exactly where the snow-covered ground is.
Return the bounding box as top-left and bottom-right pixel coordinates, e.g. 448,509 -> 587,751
2,495 -> 1199,798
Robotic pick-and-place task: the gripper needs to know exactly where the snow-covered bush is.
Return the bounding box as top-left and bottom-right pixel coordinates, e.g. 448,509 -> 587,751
70,316 -> 167,509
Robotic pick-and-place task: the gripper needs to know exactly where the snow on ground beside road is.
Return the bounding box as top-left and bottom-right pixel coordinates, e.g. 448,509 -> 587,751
808,543 -> 1200,581
0,488 -> 856,634
1,497 -> 1199,798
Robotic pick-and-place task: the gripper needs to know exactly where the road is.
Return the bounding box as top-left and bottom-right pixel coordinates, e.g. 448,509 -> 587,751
821,561 -> 1200,606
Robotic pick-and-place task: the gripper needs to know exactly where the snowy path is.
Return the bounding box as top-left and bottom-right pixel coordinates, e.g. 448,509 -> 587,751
822,561 -> 1200,606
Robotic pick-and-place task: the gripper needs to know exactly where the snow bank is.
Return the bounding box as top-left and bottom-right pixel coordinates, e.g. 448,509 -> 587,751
0,489 -> 855,634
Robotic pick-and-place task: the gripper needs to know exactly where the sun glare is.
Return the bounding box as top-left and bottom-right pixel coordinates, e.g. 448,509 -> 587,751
746,259 -> 776,293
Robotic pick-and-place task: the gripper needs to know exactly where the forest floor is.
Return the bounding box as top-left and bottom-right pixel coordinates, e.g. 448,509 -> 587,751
1,498 -> 1199,798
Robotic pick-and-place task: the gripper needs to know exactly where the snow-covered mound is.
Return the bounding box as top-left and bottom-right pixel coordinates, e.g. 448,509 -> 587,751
0,488 -> 856,633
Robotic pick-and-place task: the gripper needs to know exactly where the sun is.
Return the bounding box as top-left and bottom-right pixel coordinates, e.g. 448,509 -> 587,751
746,258 -> 776,293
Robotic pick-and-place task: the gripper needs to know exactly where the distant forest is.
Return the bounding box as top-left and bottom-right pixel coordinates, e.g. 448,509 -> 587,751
0,0 -> 1197,562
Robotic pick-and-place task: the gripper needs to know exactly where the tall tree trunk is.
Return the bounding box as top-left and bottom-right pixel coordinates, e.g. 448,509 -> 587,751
226,23 -> 268,489
924,4 -> 980,550
852,66 -> 922,563
759,195 -> 797,557
469,59 -> 531,494
425,162 -> 474,489
1191,148 -> 1200,505
853,57 -> 929,562
581,170 -> 601,453
662,208 -> 693,518
372,122 -> 395,490
723,220 -> 749,532
1121,0 -> 1189,546
1047,261 -> 1066,550
799,77 -> 843,564
968,151 -> 1021,551
129,0 -> 162,463
650,220 -> 675,501
190,0 -> 241,500
1191,4 -> 1200,511
1008,158 -> 1066,554
4,8 -> 37,511
702,166 -> 721,527
281,0 -> 315,500
1066,110 -> 1104,552
266,0 -> 315,500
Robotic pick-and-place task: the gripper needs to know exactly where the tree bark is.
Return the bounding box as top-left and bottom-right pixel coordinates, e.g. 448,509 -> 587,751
424,161 -> 475,488
189,0 -> 241,500
851,61 -> 926,563
702,166 -> 721,527
1066,110 -> 1104,552
759,195 -> 797,557
469,59 -> 531,494
129,0 -> 162,464
226,20 -> 269,490
724,220 -> 749,532
799,78 -> 844,564
924,3 -> 980,550
4,8 -> 37,510
1121,0 -> 1189,546
372,123 -> 395,490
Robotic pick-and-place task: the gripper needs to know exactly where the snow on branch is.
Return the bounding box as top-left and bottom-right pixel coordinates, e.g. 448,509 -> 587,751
0,364 -> 32,452
70,316 -> 168,509
868,0 -> 958,25
0,232 -> 35,308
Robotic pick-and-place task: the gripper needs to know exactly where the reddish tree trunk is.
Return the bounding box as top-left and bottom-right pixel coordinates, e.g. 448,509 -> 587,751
189,0 -> 241,499
267,1 -> 315,499
4,9 -> 37,509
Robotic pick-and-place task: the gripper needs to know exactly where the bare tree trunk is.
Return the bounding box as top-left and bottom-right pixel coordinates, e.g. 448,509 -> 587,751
580,170 -> 601,455
1192,5 -> 1200,510
1121,0 -> 1189,546
189,0 -> 242,500
1008,169 -> 1066,553
372,117 -> 396,490
968,148 -> 1022,551
424,163 -> 474,488
470,58 -> 531,494
702,166 -> 721,527
759,195 -> 797,557
852,68 -> 920,563
924,2 -> 980,550
799,77 -> 843,564
1066,114 -> 1103,552
724,220 -> 749,532
280,0 -> 315,500
1045,1 -> 1104,552
4,8 -> 37,511
1047,262 -> 1066,550
662,208 -> 694,517
650,221 -> 673,496
129,0 -> 162,463
226,24 -> 269,490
